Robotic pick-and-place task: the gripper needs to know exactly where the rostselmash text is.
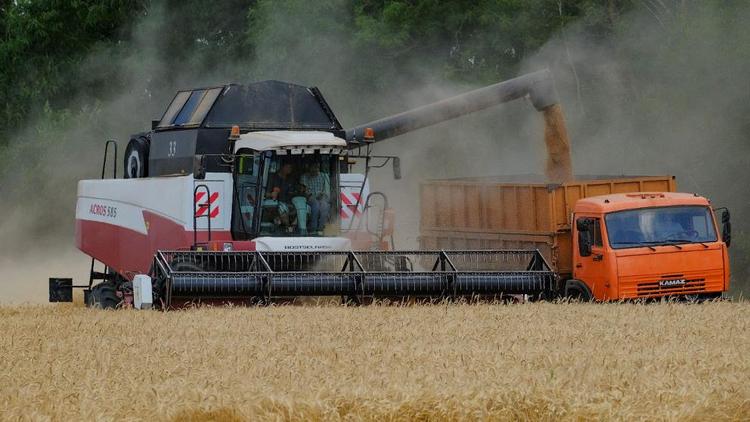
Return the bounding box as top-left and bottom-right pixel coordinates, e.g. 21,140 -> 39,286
283,245 -> 331,250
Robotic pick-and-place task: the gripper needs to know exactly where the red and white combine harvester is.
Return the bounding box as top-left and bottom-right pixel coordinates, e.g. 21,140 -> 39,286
48,70 -> 570,308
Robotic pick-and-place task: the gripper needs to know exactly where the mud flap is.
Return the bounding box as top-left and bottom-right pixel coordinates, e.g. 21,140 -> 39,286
49,278 -> 73,302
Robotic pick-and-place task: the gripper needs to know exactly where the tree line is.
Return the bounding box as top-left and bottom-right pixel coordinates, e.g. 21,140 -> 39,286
0,0 -> 629,144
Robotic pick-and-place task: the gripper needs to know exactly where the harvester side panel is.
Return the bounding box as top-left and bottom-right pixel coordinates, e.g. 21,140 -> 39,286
75,173 -> 233,276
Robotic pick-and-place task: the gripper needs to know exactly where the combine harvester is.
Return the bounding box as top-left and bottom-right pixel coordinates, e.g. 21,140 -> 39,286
48,69 -> 732,308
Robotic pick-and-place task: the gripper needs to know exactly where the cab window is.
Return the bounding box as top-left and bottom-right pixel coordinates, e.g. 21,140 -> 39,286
231,152 -> 261,239
592,219 -> 602,246
577,217 -> 603,247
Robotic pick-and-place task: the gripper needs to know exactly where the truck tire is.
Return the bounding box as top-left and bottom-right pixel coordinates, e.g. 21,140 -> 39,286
684,292 -> 722,303
86,283 -> 121,309
124,137 -> 149,178
564,279 -> 593,302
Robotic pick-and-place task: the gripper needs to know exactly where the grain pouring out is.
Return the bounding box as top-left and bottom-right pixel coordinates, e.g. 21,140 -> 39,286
542,104 -> 573,182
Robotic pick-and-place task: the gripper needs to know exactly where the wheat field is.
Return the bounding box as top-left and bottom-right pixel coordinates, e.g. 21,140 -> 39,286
1,302 -> 748,421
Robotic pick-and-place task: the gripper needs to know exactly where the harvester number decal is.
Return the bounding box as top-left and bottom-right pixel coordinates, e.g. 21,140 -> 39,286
89,204 -> 117,218
195,191 -> 219,219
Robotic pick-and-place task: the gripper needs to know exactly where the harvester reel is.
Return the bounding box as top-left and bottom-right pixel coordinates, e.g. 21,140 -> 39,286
124,137 -> 149,178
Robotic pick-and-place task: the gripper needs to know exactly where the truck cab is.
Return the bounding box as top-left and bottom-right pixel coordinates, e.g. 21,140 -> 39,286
571,192 -> 731,300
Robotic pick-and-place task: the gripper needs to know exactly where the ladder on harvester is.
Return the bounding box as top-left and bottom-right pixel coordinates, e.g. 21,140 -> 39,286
192,184 -> 213,249
84,140 -> 119,302
362,192 -> 393,250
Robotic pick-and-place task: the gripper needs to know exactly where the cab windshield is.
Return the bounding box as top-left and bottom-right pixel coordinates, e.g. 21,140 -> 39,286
605,206 -> 717,249
258,153 -> 338,236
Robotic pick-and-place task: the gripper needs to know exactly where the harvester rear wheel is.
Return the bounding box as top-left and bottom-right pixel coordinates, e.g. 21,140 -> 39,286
86,282 -> 121,309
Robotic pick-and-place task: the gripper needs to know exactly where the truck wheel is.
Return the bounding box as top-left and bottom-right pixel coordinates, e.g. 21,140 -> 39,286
564,279 -> 593,302
700,292 -> 723,301
685,292 -> 722,303
86,283 -> 121,309
124,137 -> 149,178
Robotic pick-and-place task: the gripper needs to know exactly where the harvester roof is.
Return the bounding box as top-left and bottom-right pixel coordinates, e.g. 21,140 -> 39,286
155,80 -> 342,132
234,130 -> 347,152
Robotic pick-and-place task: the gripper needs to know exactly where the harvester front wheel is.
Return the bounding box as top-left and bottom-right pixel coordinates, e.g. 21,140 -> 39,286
86,283 -> 121,309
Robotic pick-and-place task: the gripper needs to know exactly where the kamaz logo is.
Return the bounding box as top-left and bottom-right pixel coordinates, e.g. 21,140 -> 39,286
659,279 -> 687,287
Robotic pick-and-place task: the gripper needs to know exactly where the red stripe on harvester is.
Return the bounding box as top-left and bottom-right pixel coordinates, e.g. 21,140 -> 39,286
195,192 -> 220,217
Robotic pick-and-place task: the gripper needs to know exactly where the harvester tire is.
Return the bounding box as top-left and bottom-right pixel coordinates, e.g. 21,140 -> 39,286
124,137 -> 149,178
86,283 -> 121,309
171,261 -> 204,272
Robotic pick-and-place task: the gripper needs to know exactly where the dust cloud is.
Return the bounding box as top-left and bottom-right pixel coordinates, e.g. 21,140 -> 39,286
521,3 -> 750,289
0,245 -> 90,305
0,5 -> 192,303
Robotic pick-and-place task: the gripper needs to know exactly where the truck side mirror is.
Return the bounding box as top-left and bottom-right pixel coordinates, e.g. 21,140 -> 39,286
193,155 -> 206,180
721,209 -> 731,247
577,219 -> 592,257
392,157 -> 401,180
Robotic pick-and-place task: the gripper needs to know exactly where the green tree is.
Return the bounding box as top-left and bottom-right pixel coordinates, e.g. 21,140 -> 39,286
0,0 -> 146,144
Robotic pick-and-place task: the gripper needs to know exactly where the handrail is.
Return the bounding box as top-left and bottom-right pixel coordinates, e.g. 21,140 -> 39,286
193,184 -> 213,246
89,140 -> 118,289
102,140 -> 118,179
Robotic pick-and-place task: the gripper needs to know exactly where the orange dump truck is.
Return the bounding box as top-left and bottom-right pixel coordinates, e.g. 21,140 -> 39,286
420,175 -> 732,300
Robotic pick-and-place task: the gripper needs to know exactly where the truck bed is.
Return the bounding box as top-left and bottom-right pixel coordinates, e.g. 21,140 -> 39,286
419,175 -> 677,277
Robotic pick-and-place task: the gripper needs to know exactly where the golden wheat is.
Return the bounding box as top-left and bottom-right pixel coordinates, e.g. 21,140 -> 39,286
0,302 -> 748,421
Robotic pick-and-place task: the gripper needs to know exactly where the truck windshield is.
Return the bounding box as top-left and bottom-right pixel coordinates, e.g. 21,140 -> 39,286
258,153 -> 338,236
605,206 -> 717,249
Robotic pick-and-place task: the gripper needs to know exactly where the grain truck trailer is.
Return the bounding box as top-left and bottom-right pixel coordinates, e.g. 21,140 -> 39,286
420,176 -> 732,300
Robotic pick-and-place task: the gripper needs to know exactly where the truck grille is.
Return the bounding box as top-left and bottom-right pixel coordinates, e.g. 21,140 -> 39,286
636,278 -> 706,297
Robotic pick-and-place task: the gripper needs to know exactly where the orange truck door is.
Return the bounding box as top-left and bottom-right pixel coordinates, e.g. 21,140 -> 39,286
573,217 -> 610,299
